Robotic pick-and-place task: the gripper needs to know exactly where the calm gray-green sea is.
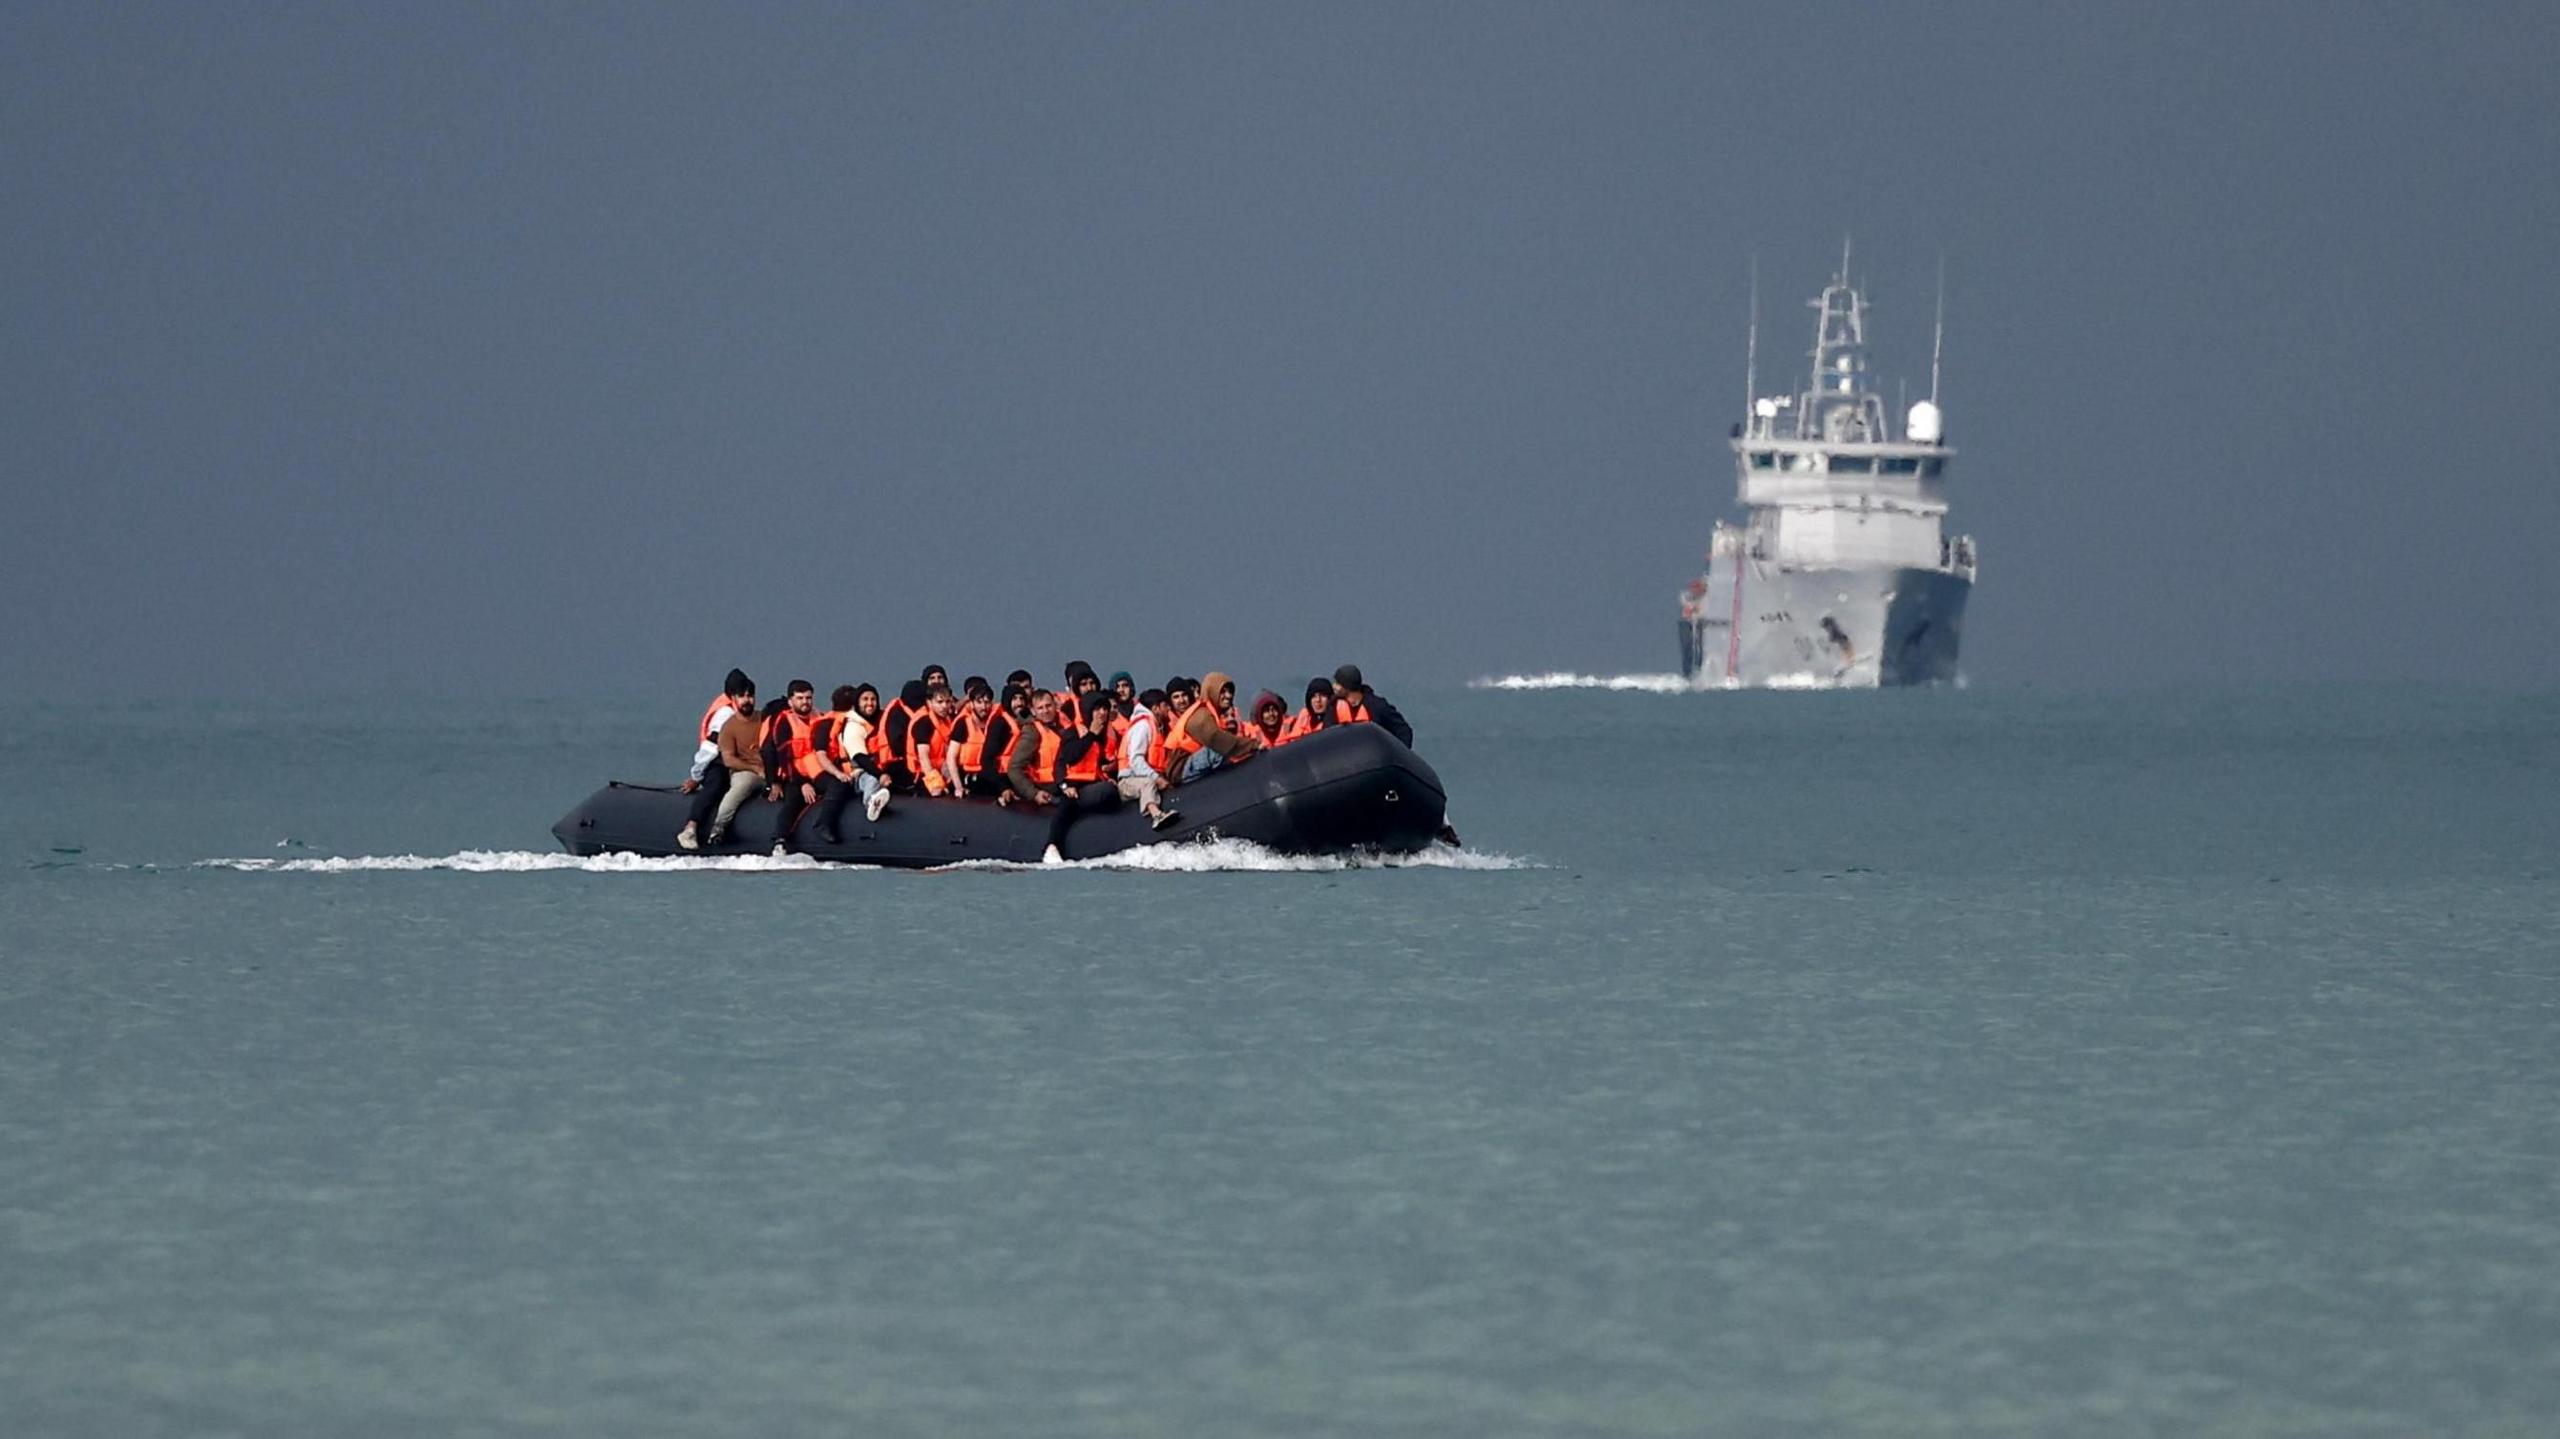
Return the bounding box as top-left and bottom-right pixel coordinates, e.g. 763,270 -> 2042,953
5,684 -> 2555,1436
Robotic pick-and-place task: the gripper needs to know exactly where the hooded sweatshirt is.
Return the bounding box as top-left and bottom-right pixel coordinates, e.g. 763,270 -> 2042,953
1180,671 -> 1256,760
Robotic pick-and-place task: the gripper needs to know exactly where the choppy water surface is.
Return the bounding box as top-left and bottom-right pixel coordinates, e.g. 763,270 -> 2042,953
4,687 -> 2555,1436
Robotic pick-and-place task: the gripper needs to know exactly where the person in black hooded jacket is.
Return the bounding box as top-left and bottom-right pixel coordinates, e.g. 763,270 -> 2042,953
1329,664 -> 1413,747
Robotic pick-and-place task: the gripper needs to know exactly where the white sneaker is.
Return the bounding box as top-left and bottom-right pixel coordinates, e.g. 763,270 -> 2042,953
865,788 -> 890,823
1041,845 -> 1065,866
676,827 -> 700,851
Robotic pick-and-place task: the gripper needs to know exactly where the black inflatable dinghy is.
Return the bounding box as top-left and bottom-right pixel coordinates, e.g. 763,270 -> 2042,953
552,722 -> 1447,866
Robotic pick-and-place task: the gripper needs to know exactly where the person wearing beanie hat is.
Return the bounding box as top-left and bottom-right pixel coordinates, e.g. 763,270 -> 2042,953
677,668 -> 759,848
1329,663 -> 1413,747
1107,671 -> 1136,712
1248,690 -> 1288,748
1278,676 -> 1337,745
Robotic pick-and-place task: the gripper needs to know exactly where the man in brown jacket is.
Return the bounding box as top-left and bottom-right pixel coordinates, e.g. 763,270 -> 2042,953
678,702 -> 768,850
1168,670 -> 1260,784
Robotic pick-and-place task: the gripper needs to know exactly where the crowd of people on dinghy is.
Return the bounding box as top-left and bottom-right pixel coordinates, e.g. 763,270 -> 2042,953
675,661 -> 1413,860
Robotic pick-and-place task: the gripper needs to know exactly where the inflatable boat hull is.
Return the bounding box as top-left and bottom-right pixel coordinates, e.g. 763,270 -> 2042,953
551,722 -> 1447,866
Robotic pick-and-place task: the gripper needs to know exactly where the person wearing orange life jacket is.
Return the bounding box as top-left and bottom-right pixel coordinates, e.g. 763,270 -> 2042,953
1054,660 -> 1103,731
1148,677 -> 1192,777
870,679 -> 927,793
677,669 -> 757,850
757,681 -> 826,852
1328,664 -> 1413,746
1164,671 -> 1259,784
1247,690 -> 1288,749
1277,677 -> 1337,745
1004,689 -> 1114,863
947,678 -> 1020,799
904,685 -> 960,796
803,684 -> 892,844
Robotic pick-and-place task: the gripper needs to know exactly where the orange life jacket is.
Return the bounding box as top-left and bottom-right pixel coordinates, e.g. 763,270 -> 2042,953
1022,722 -> 1063,786
1100,713 -> 1128,776
1144,714 -> 1171,775
1063,727 -> 1107,783
1057,691 -> 1084,731
1162,699 -> 1217,765
1336,695 -> 1371,725
1251,719 -> 1286,749
698,695 -> 738,744
907,709 -> 955,778
777,709 -> 823,779
953,710 -> 1004,773
870,699 -> 912,772
1277,707 -> 1331,744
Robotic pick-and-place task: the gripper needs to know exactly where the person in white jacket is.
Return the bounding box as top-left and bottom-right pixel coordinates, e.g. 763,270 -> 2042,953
1116,689 -> 1179,830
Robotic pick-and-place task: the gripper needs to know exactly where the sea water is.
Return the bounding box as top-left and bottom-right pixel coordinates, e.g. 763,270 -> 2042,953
3,686 -> 2554,1436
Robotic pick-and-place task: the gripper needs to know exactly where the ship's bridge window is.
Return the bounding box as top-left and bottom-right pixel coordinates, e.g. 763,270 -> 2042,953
1879,457 -> 1920,475
1779,452 -> 1812,472
1829,456 -> 1873,474
1748,452 -> 1776,470
1920,458 -> 1943,477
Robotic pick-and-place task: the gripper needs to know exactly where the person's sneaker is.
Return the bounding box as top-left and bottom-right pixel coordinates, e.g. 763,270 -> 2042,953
1150,808 -> 1181,831
705,827 -> 726,847
676,826 -> 700,851
772,840 -> 789,858
1041,845 -> 1065,866
865,788 -> 891,823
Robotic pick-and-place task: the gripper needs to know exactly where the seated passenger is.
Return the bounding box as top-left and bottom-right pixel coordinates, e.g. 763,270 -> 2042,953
805,684 -> 890,843
1330,664 -> 1414,746
765,681 -> 826,851
905,685 -> 960,795
1108,671 -> 1137,714
1007,689 -> 1116,864
1154,678 -> 1194,777
678,671 -> 755,850
871,680 -> 928,793
1057,660 -> 1099,729
1163,671 -> 1259,784
1278,677 -> 1336,744
1114,689 -> 1180,830
686,694 -> 768,849
1247,690 -> 1288,748
948,679 -> 1019,799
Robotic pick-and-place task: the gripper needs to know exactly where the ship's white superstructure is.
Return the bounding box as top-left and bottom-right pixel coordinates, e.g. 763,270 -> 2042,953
1678,253 -> 1975,687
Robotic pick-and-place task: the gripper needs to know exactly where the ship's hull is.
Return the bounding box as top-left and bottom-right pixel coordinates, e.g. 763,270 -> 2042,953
1683,562 -> 1969,688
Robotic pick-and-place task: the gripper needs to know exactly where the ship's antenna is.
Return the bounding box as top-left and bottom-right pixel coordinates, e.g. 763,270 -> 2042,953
1930,252 -> 1946,406
1840,233 -> 1852,284
1743,253 -> 1759,427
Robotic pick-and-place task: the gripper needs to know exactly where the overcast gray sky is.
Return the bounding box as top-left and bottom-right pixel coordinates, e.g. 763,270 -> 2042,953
7,2 -> 2555,698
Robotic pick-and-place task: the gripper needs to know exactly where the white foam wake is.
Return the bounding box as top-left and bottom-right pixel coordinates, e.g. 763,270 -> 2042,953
939,838 -> 1539,874
199,842 -> 1538,876
1471,672 -> 1696,693
199,850 -> 835,874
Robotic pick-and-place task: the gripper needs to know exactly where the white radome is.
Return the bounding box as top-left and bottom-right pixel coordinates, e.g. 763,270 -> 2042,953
1906,399 -> 1943,444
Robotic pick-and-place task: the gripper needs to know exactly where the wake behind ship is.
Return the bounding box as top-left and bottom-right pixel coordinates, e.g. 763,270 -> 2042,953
1678,256 -> 1976,687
